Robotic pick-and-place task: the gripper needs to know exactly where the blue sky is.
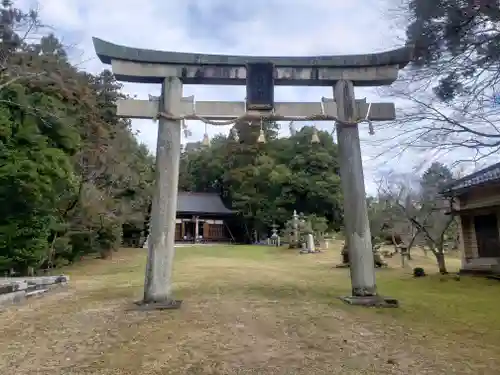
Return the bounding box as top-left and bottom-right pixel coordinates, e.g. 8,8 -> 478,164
16,0 -> 482,194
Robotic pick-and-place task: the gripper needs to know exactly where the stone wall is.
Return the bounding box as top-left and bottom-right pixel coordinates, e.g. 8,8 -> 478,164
0,275 -> 69,308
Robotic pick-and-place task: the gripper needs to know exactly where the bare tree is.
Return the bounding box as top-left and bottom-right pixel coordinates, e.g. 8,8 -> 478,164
400,197 -> 455,274
0,1 -> 47,90
374,173 -> 423,258
376,0 -> 500,165
377,166 -> 456,274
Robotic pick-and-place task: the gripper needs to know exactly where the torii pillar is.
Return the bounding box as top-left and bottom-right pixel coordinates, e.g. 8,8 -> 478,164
334,80 -> 397,306
143,77 -> 183,308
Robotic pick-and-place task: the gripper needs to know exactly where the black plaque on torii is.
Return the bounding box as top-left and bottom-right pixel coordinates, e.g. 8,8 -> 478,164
245,62 -> 275,112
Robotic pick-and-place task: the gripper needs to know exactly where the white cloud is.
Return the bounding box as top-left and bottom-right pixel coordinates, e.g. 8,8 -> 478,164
19,0 -> 432,194
37,0 -> 83,29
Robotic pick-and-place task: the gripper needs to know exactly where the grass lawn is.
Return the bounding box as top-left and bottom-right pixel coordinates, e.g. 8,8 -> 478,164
1,242 -> 500,374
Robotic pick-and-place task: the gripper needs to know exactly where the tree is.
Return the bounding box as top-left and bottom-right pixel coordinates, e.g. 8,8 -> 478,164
420,162 -> 455,201
381,0 -> 500,162
0,85 -> 79,272
377,163 -> 456,273
407,0 -> 500,99
0,0 -> 47,91
177,123 -> 343,241
371,174 -> 423,257
0,2 -> 155,273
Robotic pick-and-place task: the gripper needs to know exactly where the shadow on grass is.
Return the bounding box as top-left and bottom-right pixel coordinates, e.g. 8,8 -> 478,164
81,274 -> 347,308
179,280 -> 347,302
64,245 -> 500,348
174,244 -> 297,262
346,273 -> 500,344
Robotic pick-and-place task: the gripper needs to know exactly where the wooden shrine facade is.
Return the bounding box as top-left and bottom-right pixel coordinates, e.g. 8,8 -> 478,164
175,192 -> 234,243
441,162 -> 500,275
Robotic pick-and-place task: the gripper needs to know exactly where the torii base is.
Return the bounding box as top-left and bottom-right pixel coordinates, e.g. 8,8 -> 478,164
132,299 -> 183,311
339,295 -> 399,308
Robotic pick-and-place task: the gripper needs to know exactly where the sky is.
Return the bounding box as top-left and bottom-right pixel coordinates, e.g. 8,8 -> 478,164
15,0 -> 485,195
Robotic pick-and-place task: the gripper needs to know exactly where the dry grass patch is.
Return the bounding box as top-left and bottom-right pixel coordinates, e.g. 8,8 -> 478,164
0,244 -> 499,374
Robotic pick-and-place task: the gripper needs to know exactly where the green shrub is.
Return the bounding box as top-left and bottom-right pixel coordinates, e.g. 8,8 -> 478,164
52,235 -> 72,262
68,230 -> 97,262
96,220 -> 123,259
413,267 -> 426,277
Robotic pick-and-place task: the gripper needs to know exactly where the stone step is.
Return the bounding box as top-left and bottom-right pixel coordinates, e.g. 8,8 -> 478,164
0,275 -> 69,289
0,290 -> 26,306
0,281 -> 28,293
0,275 -> 69,309
25,289 -> 49,298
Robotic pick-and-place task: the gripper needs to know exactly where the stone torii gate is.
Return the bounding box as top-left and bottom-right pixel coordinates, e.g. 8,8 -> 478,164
92,37 -> 412,309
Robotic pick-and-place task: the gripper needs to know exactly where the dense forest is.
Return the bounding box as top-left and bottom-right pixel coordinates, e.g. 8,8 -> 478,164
0,2 -> 155,274
178,123 -> 344,240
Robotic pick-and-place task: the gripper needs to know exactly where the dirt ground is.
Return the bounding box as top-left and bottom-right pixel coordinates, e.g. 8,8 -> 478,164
1,245 -> 499,374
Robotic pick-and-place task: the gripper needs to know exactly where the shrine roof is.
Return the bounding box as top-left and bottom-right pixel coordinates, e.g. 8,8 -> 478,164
441,162 -> 500,196
177,192 -> 234,215
92,37 -> 413,69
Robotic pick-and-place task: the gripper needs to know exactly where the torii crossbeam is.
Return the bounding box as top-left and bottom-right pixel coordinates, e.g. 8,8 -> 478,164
93,37 -> 412,309
117,96 -> 396,122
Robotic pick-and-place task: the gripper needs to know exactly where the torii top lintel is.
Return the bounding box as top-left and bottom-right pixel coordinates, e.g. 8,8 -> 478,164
92,37 -> 413,87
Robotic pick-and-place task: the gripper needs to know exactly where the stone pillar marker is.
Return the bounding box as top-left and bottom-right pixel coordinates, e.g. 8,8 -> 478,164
307,234 -> 315,253
334,79 -> 397,307
293,210 -> 299,247
142,77 -> 182,309
194,216 -> 199,242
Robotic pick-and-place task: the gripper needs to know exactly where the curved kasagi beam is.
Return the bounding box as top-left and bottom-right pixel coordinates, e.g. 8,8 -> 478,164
93,37 -> 413,69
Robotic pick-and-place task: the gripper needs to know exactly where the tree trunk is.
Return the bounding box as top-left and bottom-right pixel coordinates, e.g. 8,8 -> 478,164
100,247 -> 113,260
391,234 -> 397,253
406,232 -> 419,260
435,252 -> 447,274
